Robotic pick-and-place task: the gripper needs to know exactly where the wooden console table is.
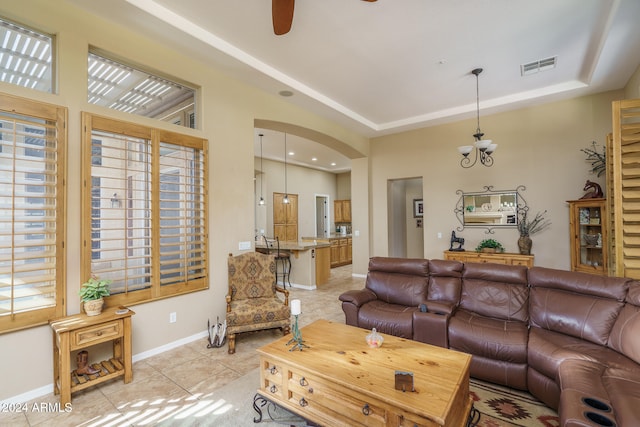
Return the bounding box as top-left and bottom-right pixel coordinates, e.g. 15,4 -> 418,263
50,306 -> 134,405
443,250 -> 534,267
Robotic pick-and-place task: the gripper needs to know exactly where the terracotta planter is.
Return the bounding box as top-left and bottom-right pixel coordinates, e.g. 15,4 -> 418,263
481,248 -> 497,253
83,298 -> 104,316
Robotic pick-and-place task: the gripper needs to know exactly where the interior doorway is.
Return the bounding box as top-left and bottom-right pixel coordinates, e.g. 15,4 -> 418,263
315,195 -> 329,238
387,177 -> 424,258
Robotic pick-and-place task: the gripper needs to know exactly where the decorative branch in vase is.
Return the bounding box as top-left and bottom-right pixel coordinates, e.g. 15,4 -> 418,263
517,210 -> 551,255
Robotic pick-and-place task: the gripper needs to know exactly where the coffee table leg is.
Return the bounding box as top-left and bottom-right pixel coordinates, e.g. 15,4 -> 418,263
253,393 -> 269,423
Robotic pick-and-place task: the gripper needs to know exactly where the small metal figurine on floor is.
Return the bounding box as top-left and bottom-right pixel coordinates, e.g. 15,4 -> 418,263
286,299 -> 309,351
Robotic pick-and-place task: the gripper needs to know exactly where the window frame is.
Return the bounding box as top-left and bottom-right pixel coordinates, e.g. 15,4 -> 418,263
0,93 -> 67,334
80,113 -> 208,308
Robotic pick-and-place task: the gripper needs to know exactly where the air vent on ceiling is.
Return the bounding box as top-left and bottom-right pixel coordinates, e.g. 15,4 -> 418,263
521,56 -> 557,76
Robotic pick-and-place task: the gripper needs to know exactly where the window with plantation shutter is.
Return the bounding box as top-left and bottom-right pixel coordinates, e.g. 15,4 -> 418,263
0,93 -> 66,333
81,113 -> 208,307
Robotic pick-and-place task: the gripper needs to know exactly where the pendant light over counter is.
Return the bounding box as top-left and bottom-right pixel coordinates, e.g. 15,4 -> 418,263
258,133 -> 265,206
283,133 -> 290,204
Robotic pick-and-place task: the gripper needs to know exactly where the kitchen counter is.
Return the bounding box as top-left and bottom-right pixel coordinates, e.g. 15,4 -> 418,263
254,240 -> 331,289
301,234 -> 352,241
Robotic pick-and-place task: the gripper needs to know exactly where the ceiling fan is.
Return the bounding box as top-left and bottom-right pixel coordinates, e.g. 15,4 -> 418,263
272,0 -> 378,35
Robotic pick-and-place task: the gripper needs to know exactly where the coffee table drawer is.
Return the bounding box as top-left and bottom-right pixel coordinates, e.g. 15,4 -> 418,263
288,372 -> 387,427
260,360 -> 285,399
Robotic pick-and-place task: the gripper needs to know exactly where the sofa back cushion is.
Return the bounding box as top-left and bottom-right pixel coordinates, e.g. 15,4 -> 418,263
366,257 -> 429,307
608,281 -> 640,364
459,262 -> 529,322
428,259 -> 463,304
528,267 -> 627,346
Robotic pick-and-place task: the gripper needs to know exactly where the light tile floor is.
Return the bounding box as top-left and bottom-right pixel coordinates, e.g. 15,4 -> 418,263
3,265 -> 363,427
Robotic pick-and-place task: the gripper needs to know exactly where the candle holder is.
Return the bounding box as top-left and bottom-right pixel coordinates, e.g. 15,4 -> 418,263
286,299 -> 309,351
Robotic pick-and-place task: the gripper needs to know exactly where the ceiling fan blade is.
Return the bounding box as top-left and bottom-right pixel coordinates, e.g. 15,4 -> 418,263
273,0 -> 295,35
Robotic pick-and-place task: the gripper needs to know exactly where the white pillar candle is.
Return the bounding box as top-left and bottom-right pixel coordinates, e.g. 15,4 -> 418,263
291,299 -> 301,315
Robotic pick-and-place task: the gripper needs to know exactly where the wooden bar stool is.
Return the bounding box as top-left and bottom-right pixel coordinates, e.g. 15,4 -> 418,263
262,236 -> 291,288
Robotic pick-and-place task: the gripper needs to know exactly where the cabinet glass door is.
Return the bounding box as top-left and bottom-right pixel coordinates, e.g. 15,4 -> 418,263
578,206 -> 603,269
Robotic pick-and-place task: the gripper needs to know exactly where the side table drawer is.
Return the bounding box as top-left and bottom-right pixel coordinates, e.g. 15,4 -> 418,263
72,320 -> 122,348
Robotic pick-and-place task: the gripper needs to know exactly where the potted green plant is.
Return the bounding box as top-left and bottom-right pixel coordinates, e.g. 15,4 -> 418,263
517,210 -> 551,255
79,275 -> 111,316
475,238 -> 504,253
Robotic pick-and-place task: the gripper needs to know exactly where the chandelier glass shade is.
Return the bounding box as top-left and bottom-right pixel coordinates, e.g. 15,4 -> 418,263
458,68 -> 497,168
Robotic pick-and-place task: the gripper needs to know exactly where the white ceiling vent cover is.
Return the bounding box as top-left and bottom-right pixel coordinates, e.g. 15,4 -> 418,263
521,56 -> 557,76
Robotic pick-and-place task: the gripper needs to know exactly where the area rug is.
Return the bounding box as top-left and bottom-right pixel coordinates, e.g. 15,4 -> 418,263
156,368 -> 559,426
470,379 -> 559,427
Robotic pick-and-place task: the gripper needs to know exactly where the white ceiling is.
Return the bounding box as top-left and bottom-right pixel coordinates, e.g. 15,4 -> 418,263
68,0 -> 640,172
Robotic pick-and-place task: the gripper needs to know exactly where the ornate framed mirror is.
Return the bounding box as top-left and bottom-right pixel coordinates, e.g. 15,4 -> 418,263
455,185 -> 528,233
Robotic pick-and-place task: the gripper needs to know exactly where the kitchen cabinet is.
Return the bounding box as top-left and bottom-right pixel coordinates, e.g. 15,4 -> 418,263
568,198 -> 608,275
330,237 -> 352,267
274,192 -> 298,242
334,199 -> 351,223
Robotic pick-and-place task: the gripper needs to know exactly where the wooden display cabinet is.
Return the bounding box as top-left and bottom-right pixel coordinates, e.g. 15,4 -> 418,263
443,250 -> 534,267
568,198 -> 608,275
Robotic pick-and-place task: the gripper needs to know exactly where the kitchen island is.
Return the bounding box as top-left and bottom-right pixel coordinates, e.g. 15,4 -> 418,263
255,240 -> 331,290
302,234 -> 352,268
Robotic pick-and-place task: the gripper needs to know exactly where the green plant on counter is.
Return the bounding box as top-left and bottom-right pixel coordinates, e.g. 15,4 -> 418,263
475,238 -> 504,253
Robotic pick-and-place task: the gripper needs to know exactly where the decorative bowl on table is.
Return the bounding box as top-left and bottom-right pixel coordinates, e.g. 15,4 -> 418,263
366,328 -> 384,348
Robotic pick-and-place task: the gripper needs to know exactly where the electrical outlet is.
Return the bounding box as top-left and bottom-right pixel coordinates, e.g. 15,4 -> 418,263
239,241 -> 251,250
169,312 -> 177,323
437,232 -> 442,239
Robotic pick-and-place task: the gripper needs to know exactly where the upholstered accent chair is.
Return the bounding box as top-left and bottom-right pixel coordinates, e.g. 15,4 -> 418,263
226,252 -> 291,354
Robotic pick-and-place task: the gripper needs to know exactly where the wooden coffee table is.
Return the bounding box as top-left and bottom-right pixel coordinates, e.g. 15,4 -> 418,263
255,319 -> 473,427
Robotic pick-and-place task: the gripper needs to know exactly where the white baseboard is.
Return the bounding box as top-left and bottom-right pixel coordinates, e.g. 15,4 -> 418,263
0,329 -> 209,405
352,273 -> 366,278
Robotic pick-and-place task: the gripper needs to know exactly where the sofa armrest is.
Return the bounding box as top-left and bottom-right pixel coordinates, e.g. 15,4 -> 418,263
426,301 -> 456,315
339,289 -> 377,307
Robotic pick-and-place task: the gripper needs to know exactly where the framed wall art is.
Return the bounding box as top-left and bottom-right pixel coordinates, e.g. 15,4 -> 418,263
413,199 -> 423,218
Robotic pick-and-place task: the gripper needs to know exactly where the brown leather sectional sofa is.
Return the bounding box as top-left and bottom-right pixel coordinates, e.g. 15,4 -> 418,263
339,257 -> 640,427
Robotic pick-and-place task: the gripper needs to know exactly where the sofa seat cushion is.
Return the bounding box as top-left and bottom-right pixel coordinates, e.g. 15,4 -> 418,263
558,360 -> 640,427
357,300 -> 416,338
528,327 -> 637,381
603,367 -> 640,427
448,309 -> 528,363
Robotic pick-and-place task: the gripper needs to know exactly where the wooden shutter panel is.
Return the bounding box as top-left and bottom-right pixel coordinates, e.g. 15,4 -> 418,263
612,99 -> 640,278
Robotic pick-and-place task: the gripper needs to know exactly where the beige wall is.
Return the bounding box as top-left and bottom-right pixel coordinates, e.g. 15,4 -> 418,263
625,63 -> 640,99
370,90 -> 622,269
0,0 -> 367,401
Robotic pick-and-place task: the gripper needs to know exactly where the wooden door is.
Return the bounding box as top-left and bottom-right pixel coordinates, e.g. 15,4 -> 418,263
273,192 -> 298,241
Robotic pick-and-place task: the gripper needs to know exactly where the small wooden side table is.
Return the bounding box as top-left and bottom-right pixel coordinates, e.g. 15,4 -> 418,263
50,306 -> 135,405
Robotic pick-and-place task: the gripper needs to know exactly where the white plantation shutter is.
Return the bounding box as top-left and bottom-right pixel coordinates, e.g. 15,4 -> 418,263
82,114 -> 208,307
0,94 -> 66,333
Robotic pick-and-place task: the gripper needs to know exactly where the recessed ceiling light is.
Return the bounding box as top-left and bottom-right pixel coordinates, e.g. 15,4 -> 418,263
288,151 -> 294,156
331,162 -> 337,166
279,90 -> 294,97
311,157 -> 317,161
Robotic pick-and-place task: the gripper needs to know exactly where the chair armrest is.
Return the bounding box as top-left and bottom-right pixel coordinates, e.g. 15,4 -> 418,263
275,286 -> 289,305
425,301 -> 456,315
339,289 -> 377,307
